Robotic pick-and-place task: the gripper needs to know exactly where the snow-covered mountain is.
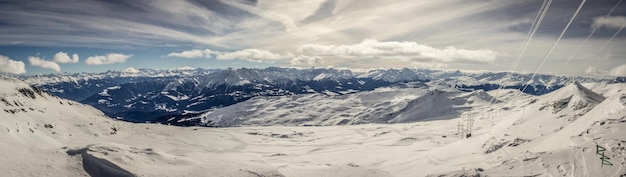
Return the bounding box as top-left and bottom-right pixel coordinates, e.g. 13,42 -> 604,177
19,67 -> 605,125
0,76 -> 125,176
2,74 -> 625,176
192,86 -> 501,127
0,75 -> 304,176
468,82 -> 626,176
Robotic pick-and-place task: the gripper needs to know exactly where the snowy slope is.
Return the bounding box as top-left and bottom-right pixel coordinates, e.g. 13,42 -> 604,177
193,86 -> 501,127
0,76 -> 125,176
1,75 -> 625,177
0,76 -> 286,177
465,83 -> 626,176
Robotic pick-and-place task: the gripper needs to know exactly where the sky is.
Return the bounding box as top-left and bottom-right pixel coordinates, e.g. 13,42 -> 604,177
0,0 -> 625,77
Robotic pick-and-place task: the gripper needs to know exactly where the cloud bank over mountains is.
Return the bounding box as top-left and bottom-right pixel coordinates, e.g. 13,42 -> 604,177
168,39 -> 498,67
85,53 -> 132,66
167,49 -> 292,63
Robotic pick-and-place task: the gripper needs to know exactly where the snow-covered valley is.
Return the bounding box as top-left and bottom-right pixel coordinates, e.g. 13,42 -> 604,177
2,75 -> 626,176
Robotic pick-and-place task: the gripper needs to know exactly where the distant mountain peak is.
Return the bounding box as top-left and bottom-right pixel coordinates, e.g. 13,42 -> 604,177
542,83 -> 606,113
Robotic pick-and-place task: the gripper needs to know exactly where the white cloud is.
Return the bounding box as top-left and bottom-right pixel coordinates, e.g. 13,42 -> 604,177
28,56 -> 61,72
170,39 -> 496,67
166,49 -> 213,59
85,53 -> 132,65
298,39 -> 497,64
0,55 -> 26,74
584,66 -> 602,75
593,16 -> 626,29
410,62 -> 448,69
215,49 -> 292,63
53,52 -> 79,63
291,55 -> 323,66
168,48 -> 292,63
177,66 -> 195,70
123,67 -> 139,73
608,64 -> 626,77
584,65 -> 626,77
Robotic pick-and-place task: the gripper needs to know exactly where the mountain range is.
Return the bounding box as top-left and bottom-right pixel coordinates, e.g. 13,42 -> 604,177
19,67 -> 608,126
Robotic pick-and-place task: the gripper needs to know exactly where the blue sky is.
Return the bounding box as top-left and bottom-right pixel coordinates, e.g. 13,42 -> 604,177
0,0 -> 625,76
0,46 -> 276,74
